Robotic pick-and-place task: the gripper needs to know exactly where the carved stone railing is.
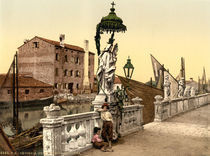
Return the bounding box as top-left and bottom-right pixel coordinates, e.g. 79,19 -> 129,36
120,97 -> 144,136
40,97 -> 144,156
154,93 -> 210,122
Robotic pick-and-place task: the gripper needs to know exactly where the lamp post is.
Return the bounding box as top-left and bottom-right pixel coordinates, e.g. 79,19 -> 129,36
123,56 -> 134,79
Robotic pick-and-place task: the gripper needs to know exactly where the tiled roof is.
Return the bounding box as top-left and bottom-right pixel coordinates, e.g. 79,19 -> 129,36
36,36 -> 85,52
114,76 -> 122,84
18,36 -> 95,55
0,74 -> 52,88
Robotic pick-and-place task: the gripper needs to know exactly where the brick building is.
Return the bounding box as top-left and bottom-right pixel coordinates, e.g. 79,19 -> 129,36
18,36 -> 95,94
0,74 -> 53,102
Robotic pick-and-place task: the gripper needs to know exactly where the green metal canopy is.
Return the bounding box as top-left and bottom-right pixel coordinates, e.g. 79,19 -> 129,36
124,57 -> 134,69
98,2 -> 127,33
95,2 -> 127,55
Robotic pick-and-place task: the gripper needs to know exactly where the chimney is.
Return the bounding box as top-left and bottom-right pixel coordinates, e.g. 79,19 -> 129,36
83,40 -> 90,93
59,34 -> 65,47
23,39 -> 29,44
84,40 -> 89,53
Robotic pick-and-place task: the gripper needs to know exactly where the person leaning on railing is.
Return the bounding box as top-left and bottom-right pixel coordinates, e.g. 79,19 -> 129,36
96,103 -> 114,151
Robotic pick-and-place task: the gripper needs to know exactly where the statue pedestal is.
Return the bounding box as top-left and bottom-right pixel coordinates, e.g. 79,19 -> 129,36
92,93 -> 115,110
92,94 -> 107,110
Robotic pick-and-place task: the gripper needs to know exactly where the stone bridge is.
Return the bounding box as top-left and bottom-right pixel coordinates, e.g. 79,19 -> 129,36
40,93 -> 210,156
82,103 -> 210,156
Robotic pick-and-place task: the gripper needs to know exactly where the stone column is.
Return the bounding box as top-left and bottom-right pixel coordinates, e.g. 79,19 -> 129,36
154,95 -> 164,122
83,40 -> 91,93
132,97 -> 144,127
40,104 -> 63,156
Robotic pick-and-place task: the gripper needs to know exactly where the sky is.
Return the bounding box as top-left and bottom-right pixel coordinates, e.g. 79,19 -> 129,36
0,0 -> 210,83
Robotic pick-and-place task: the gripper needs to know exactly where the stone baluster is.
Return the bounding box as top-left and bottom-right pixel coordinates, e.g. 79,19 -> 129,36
77,121 -> 86,148
40,103 -> 63,156
154,95 -> 164,122
131,111 -> 135,128
85,119 -> 91,144
124,112 -> 129,130
120,111 -> 125,134
133,110 -> 137,127
69,123 -> 79,150
62,123 -> 69,153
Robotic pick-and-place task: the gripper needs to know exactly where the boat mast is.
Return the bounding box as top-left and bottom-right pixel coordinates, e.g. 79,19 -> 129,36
12,55 -> 16,128
12,52 -> 19,135
15,51 -> 19,135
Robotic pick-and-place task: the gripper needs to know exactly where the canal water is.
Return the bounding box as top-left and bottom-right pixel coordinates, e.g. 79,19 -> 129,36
0,95 -> 95,132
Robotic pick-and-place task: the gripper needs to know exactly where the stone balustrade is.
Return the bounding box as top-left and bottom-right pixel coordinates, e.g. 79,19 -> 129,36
120,104 -> 144,136
154,93 -> 210,122
40,97 -> 144,156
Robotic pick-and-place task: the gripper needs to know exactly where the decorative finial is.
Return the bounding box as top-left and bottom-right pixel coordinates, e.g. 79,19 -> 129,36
111,1 -> 116,8
128,56 -> 130,59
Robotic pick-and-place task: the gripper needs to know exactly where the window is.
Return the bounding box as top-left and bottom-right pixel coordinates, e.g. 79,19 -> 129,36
75,57 -> 79,64
54,83 -> 58,89
56,53 -> 59,61
88,71 -> 90,78
71,57 -> 74,63
55,68 -> 59,76
25,89 -> 30,94
7,90 -> 11,94
40,89 -> 44,93
33,42 -> 39,48
70,70 -> 73,77
64,69 -> 68,76
63,83 -> 66,89
75,70 -> 80,77
89,58 -> 91,66
65,55 -> 68,62
76,84 -> 79,89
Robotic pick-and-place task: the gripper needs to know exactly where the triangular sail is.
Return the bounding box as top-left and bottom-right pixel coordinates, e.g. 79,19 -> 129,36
150,54 -> 164,89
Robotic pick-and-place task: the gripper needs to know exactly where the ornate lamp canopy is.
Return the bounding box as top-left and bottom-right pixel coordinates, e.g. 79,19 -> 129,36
123,56 -> 134,79
95,2 -> 127,55
98,2 -> 127,33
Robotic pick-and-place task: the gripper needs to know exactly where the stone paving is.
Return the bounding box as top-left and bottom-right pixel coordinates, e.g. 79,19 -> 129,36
81,104 -> 210,156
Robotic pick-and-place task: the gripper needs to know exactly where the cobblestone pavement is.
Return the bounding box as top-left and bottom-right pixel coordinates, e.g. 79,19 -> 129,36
81,104 -> 210,156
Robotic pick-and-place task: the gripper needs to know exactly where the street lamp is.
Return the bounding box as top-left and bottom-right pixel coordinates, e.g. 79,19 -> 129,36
123,56 -> 134,79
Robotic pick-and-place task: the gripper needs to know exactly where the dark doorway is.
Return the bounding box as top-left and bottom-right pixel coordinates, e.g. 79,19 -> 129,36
68,83 -> 73,93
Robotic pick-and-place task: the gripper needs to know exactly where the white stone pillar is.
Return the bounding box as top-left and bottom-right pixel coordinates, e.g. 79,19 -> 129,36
154,95 -> 164,122
40,104 -> 63,156
132,97 -> 144,127
83,40 -> 91,93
